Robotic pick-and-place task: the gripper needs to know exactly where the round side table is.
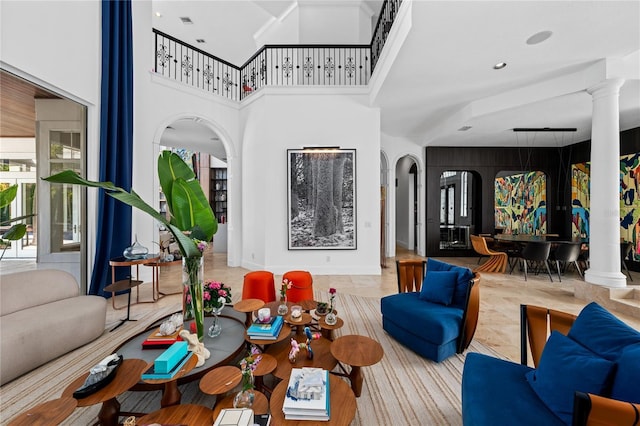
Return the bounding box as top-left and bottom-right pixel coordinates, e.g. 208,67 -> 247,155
62,358 -> 148,426
269,374 -> 356,425
199,365 -> 242,397
8,397 -> 77,426
234,298 -> 265,327
330,334 -> 384,397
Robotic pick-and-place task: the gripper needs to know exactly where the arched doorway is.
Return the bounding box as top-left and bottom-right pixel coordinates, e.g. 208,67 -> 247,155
158,117 -> 230,257
395,155 -> 423,255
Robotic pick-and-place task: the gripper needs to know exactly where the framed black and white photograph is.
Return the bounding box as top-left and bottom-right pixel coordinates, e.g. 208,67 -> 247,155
288,148 -> 356,250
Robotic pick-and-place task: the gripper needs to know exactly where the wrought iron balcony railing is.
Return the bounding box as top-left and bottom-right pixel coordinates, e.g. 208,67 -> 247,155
153,0 -> 403,101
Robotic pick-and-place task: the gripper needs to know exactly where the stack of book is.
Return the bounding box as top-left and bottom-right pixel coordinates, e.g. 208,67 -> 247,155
247,315 -> 284,340
282,368 -> 330,421
141,325 -> 181,349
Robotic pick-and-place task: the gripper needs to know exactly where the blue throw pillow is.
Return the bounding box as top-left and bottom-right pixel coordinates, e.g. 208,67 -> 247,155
419,270 -> 457,305
426,258 -> 474,308
611,343 -> 640,403
525,331 -> 616,425
568,302 -> 640,361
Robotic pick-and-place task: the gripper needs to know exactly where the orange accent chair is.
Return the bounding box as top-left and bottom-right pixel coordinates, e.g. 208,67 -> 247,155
242,271 -> 276,303
282,270 -> 314,303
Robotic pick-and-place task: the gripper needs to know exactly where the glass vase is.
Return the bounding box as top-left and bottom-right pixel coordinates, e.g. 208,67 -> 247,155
325,300 -> 337,325
182,256 -> 205,341
233,371 -> 255,408
277,297 -> 288,315
207,306 -> 223,338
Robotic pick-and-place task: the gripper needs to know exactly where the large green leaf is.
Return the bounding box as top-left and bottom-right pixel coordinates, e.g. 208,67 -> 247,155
171,177 -> 217,241
158,151 -> 196,219
0,184 -> 18,209
43,170 -> 202,258
1,223 -> 26,241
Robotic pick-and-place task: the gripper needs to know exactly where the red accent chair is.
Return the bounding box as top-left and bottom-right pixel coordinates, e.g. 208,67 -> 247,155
283,270 -> 314,303
242,271 -> 276,303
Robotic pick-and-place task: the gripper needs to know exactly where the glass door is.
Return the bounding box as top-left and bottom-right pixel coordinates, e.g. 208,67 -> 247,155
38,122 -> 84,263
0,178 -> 37,258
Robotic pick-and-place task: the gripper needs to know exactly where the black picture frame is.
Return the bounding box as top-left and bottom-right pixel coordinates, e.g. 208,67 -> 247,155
287,148 -> 357,250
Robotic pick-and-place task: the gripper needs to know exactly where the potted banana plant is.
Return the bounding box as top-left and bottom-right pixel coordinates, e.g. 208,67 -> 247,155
44,151 -> 217,341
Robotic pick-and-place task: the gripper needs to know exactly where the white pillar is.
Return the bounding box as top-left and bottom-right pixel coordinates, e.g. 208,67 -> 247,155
584,78 -> 626,288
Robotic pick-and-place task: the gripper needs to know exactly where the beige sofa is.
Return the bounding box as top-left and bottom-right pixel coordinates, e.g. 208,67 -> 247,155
0,269 -> 107,385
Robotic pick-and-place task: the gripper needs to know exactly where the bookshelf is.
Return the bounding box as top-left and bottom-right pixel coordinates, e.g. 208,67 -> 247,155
210,168 -> 227,223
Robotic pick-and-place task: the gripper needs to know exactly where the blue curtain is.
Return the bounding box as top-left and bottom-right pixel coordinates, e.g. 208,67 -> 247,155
90,0 -> 134,296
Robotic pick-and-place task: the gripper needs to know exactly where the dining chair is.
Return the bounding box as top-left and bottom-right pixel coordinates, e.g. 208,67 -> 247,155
549,242 -> 583,282
519,241 -> 553,282
470,235 -> 508,273
621,242 -> 634,282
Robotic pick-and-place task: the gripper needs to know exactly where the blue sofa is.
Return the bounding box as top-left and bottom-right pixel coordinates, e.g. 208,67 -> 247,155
380,258 -> 480,362
462,302 -> 640,425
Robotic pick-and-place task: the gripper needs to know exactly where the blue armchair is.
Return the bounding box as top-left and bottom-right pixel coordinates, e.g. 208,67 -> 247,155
380,258 -> 480,362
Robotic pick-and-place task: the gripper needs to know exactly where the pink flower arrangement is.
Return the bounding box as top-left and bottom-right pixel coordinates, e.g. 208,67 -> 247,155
280,278 -> 293,301
203,280 -> 232,314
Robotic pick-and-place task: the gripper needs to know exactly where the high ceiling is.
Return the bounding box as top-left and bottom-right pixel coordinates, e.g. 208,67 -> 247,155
151,0 -> 640,148
3,1 -> 637,151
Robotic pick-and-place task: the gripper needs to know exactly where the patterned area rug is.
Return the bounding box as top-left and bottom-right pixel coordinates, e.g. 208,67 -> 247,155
0,293 -> 502,425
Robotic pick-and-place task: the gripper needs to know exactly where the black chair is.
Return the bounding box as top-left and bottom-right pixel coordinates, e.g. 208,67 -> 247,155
621,242 -> 634,282
549,242 -> 583,282
519,241 -> 553,282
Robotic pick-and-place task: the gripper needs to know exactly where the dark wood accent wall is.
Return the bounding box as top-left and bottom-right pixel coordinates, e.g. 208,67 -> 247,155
424,127 -> 640,257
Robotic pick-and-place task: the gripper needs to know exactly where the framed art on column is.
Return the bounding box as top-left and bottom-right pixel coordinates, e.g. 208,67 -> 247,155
287,148 -> 356,250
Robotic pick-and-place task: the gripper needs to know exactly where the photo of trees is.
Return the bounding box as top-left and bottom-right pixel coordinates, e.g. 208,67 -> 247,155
287,149 -> 356,249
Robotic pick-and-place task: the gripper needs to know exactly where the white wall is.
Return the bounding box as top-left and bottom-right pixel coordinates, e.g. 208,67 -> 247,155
1,0 -> 101,286
240,89 -> 381,274
298,3 -> 372,44
381,133 -> 425,256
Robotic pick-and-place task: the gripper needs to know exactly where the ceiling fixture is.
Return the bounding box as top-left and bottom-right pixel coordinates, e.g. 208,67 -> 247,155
196,39 -> 206,44
526,30 -> 553,45
155,12 -> 162,17
493,62 -> 507,70
180,17 -> 193,24
458,126 -> 472,131
513,127 -> 576,132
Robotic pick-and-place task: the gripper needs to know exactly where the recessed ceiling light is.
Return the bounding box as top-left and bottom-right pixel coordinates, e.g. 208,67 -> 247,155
526,30 -> 553,45
180,17 -> 193,24
155,12 -> 162,17
493,62 -> 507,70
196,39 -> 206,44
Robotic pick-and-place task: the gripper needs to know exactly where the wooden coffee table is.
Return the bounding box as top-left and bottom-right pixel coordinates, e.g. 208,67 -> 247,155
269,374 -> 356,425
330,335 -> 384,397
137,404 -> 213,424
265,335 -> 337,380
62,358 -> 147,426
8,397 -> 77,426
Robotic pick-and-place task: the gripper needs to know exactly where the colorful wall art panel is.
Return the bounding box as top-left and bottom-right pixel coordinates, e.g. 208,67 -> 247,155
494,171 -> 547,235
571,152 -> 640,262
571,163 -> 590,238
